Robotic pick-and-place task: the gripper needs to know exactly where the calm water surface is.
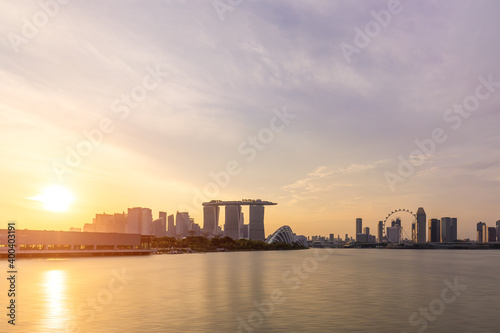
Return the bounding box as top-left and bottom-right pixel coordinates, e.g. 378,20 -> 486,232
3,249 -> 500,332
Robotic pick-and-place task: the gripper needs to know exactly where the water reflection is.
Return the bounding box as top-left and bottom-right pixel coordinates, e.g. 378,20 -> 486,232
41,270 -> 68,331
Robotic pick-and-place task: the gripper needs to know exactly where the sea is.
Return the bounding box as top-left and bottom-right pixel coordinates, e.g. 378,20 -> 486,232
2,249 -> 499,332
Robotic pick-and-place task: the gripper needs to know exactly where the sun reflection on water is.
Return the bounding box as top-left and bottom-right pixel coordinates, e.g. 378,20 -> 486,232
41,270 -> 68,330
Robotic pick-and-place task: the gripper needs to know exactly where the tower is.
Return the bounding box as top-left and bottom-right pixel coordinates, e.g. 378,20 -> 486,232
378,221 -> 384,242
249,205 -> 265,241
203,205 -> 220,236
416,207 -> 426,244
224,205 -> 241,240
428,219 -> 441,242
356,218 -> 362,235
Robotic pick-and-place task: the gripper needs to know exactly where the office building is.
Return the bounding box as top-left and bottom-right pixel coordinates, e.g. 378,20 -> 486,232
387,225 -> 401,243
141,208 -> 153,235
176,212 -> 190,238
496,220 -> 500,243
126,207 -> 142,234
356,218 -> 362,235
114,213 -> 127,233
488,227 -> 497,243
477,222 -> 487,242
428,218 -> 441,243
450,218 -> 457,242
378,221 -> 384,243
416,207 -> 426,244
441,217 -> 452,242
167,214 -> 175,237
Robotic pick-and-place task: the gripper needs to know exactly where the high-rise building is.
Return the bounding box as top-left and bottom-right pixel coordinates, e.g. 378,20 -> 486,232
441,217 -> 452,242
152,212 -> 167,237
487,227 -> 497,243
329,234 -> 334,242
497,221 -> 500,243
392,218 -> 401,227
450,218 -> 457,242
141,208 -> 153,235
363,227 -> 370,235
126,207 -> 142,234
477,222 -> 487,242
114,213 -> 127,233
176,212 -> 190,238
249,205 -> 265,241
387,225 -> 401,243
378,221 -> 384,243
411,222 -> 416,243
428,219 -> 441,243
356,218 -> 362,235
224,205 -> 242,240
94,213 -> 114,232
203,206 -> 220,236
167,214 -> 175,237
240,224 -> 249,239
416,207 -> 426,244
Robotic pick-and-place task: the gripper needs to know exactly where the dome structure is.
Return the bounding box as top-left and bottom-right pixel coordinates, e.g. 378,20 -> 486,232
265,225 -> 308,247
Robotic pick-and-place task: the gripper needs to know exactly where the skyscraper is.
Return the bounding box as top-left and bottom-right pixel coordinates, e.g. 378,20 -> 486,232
141,208 -> 153,235
378,221 -> 384,243
224,205 -> 242,240
497,220 -> 500,243
441,217 -> 452,242
249,205 -> 265,241
167,214 -> 175,237
154,211 -> 167,237
356,218 -> 362,235
416,207 -> 426,244
428,219 -> 441,243
387,225 -> 401,243
477,222 -> 487,242
176,211 -> 190,238
488,227 -> 497,242
203,205 -> 220,236
126,207 -> 142,234
450,218 -> 458,242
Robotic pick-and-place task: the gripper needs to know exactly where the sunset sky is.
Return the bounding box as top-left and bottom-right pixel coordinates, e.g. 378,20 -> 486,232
2,0 -> 499,239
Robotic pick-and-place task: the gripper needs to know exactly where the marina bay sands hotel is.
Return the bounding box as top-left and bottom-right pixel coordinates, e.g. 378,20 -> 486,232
202,199 -> 277,241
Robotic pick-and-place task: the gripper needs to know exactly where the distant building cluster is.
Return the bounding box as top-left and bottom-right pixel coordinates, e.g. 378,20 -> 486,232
306,207 -> 500,247
75,208 -> 202,239
476,221 -> 500,243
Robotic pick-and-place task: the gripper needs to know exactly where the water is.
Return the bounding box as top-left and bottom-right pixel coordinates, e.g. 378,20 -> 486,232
3,249 -> 500,332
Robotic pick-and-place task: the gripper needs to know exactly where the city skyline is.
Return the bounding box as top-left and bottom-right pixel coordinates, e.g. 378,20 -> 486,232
2,1 -> 500,240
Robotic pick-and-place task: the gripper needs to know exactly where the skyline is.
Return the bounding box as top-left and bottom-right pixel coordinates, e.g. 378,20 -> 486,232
2,1 -> 500,239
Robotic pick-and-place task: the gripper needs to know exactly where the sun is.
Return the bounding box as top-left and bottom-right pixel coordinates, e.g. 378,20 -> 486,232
31,185 -> 75,212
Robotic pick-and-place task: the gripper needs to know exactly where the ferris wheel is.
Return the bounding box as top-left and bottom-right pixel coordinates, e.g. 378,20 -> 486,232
381,209 -> 417,243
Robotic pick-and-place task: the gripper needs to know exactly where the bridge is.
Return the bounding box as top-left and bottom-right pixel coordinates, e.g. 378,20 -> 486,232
202,199 -> 277,241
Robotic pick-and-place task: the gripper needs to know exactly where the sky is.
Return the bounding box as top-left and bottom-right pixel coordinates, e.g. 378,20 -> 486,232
1,0 -> 499,239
